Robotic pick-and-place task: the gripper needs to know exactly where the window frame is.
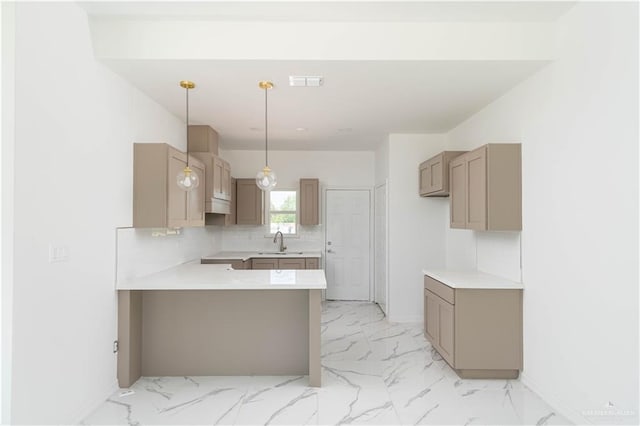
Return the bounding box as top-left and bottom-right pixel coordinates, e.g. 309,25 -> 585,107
265,188 -> 299,238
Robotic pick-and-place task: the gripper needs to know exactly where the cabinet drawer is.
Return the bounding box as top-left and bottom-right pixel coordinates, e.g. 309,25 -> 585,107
251,259 -> 279,269
278,258 -> 306,270
424,276 -> 455,304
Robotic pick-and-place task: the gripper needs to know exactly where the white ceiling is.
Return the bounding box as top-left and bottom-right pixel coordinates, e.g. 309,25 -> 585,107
85,1 -> 574,151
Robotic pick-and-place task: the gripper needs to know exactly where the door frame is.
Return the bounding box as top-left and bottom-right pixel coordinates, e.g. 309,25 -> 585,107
374,180 -> 389,314
322,187 -> 374,302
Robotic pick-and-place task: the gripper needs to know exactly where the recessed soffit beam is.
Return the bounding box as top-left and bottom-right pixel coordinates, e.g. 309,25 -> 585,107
89,19 -> 555,61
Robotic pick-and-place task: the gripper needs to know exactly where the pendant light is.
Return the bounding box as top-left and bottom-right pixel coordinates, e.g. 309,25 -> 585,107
256,80 -> 277,191
176,80 -> 200,191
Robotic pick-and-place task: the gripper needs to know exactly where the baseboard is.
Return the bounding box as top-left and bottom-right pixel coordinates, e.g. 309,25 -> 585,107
520,371 -> 589,425
72,379 -> 118,424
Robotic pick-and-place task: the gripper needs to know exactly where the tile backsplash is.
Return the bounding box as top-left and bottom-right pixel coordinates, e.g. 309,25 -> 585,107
116,224 -> 322,285
116,226 -> 222,284
220,225 -> 324,253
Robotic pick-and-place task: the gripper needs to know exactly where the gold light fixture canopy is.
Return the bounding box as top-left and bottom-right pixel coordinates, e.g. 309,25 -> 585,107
256,80 -> 277,191
176,80 -> 200,191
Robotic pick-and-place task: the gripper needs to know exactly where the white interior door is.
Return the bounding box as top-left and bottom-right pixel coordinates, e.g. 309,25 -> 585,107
374,183 -> 388,314
325,189 -> 371,300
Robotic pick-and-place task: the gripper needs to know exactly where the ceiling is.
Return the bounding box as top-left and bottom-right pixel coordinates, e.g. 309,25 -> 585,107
84,1 -> 575,151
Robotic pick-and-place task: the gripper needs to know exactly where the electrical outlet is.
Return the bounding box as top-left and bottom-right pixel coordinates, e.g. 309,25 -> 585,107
48,244 -> 69,263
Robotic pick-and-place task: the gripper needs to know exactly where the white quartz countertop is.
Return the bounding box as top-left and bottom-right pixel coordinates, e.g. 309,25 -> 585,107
423,269 -> 524,289
202,251 -> 322,261
118,262 -> 327,290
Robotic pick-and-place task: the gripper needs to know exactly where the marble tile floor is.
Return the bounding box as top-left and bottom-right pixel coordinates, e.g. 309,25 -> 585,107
82,301 -> 570,426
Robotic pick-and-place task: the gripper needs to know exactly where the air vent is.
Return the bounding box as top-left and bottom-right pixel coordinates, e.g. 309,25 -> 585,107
289,76 -> 324,87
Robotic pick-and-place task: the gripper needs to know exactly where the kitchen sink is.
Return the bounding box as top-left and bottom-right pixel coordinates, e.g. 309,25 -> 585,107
257,251 -> 304,255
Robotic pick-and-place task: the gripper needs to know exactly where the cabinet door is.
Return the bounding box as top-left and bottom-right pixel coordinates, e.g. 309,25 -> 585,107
213,156 -> 224,199
227,177 -> 237,225
167,148 -> 189,228
187,157 -> 205,227
449,155 -> 467,228
305,258 -> 320,269
438,300 -> 455,365
419,161 -> 430,196
424,291 -> 439,345
236,179 -> 264,225
251,258 -> 279,269
429,154 -> 444,193
466,146 -> 487,230
278,258 -> 306,270
300,179 -> 320,225
221,160 -> 231,201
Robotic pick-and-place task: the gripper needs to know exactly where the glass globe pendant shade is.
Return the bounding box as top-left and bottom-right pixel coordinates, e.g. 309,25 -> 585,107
256,166 -> 277,191
177,166 -> 199,191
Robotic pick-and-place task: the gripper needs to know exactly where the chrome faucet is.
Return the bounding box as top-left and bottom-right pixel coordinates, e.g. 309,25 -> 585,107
273,231 -> 287,252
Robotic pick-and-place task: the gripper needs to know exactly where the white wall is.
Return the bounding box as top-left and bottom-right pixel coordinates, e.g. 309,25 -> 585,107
116,227 -> 221,284
387,134 -> 448,322
374,138 -> 389,186
220,149 -> 375,189
9,3 -> 199,424
446,2 -> 638,423
218,149 -> 374,252
1,2 -> 16,422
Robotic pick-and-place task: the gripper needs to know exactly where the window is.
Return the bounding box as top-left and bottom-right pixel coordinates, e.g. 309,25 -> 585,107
269,190 -> 297,235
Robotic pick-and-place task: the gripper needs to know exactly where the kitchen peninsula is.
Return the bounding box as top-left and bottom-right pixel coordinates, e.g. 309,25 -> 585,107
117,263 -> 326,388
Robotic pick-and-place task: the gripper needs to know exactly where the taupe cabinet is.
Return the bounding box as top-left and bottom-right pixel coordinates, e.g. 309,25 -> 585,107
188,125 -> 219,154
190,152 -> 232,213
205,178 -> 237,226
133,143 -> 205,228
236,179 -> 264,225
424,276 -> 523,379
300,179 -> 320,225
201,258 -> 250,270
449,144 -> 521,230
305,258 -> 320,269
250,258 -> 279,270
255,258 -> 320,270
188,125 -> 232,214
204,257 -> 320,270
419,151 -> 466,197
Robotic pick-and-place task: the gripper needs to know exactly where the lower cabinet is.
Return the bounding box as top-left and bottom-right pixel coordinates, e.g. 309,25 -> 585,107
202,257 -> 321,270
424,275 -> 523,379
424,290 -> 454,366
251,258 -> 280,270
305,258 -> 320,269
201,259 -> 250,270
253,258 -> 314,270
277,258 -> 307,270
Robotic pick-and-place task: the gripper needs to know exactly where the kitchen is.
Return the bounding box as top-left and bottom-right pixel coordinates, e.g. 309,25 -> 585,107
1,1 -> 638,425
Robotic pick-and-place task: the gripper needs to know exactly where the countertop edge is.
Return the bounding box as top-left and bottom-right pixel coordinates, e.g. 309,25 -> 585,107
202,251 -> 323,261
423,269 -> 524,290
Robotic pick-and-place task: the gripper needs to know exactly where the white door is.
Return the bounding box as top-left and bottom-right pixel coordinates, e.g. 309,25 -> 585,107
374,183 -> 388,314
325,189 -> 370,300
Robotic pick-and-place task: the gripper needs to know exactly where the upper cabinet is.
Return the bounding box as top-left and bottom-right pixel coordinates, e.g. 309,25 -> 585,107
188,125 -> 219,154
188,125 -> 232,214
133,143 -> 205,228
419,151 -> 466,197
236,178 -> 264,225
449,144 -> 521,231
300,178 -> 320,226
206,177 -> 237,226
